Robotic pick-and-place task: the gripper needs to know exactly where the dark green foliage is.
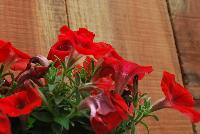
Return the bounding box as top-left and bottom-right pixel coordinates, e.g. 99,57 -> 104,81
24,60 -> 96,134
112,76 -> 159,134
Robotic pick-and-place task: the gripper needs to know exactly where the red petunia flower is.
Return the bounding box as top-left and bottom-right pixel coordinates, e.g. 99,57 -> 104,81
73,27 -> 95,55
93,75 -> 115,92
0,88 -> 42,117
79,92 -> 129,134
96,57 -> 152,92
48,26 -> 115,63
47,26 -> 74,62
91,42 -> 114,59
0,112 -> 11,134
0,40 -> 31,71
160,71 -> 200,123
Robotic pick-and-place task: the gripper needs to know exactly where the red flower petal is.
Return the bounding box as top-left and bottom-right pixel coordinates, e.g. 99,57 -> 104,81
161,71 -> 200,123
91,42 -> 114,59
0,40 -> 30,71
10,59 -> 30,71
93,75 -> 115,92
98,57 -> 152,92
75,28 -> 95,44
161,71 -> 195,107
79,92 -> 129,134
60,25 -> 72,34
0,40 -> 11,62
174,105 -> 200,123
0,88 -> 42,117
0,112 -> 11,134
11,45 -> 30,59
48,25 -> 75,62
47,40 -> 73,62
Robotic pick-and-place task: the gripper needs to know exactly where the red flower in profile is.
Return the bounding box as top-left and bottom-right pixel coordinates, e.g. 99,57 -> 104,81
80,92 -> 129,134
0,112 -> 11,134
0,40 -> 31,71
0,88 -> 42,117
160,71 -> 200,123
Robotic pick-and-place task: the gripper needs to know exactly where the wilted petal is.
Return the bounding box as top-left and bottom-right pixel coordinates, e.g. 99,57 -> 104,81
79,92 -> 129,134
79,93 -> 115,116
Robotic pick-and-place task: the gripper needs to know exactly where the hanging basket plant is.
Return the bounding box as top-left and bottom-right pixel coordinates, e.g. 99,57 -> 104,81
0,26 -> 199,134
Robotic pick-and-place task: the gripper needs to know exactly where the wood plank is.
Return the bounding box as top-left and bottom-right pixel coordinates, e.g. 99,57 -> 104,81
167,1 -> 200,133
0,0 -> 68,56
167,0 -> 200,99
65,0 -> 193,133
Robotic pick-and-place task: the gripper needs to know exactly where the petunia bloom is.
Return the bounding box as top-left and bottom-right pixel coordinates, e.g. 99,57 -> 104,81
95,56 -> 153,93
0,40 -> 31,71
47,26 -> 74,62
79,92 -> 129,134
0,112 -> 11,134
48,26 -> 116,63
0,88 -> 42,117
152,71 -> 200,123
93,75 -> 115,93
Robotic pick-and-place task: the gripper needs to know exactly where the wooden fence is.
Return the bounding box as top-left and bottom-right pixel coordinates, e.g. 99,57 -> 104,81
0,0 -> 199,133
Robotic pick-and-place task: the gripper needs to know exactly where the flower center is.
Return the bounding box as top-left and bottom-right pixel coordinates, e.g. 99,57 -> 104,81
16,101 -> 26,109
57,41 -> 72,51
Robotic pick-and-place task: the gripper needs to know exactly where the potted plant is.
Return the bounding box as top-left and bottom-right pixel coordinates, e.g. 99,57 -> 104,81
0,26 -> 199,134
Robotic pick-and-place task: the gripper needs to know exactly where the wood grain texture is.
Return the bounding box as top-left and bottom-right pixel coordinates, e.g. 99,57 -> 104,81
167,0 -> 200,99
0,0 -> 68,56
65,0 -> 193,133
0,0 -> 194,133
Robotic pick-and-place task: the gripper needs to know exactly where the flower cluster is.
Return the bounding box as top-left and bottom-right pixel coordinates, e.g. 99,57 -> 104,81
0,26 -> 199,134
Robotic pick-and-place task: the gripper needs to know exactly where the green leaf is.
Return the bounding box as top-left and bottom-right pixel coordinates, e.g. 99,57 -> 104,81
27,116 -> 36,129
138,93 -> 148,100
146,114 -> 159,121
0,94 -> 4,98
47,65 -> 58,83
55,75 -> 62,82
51,123 -> 63,134
54,116 -> 70,130
54,96 -> 64,105
134,110 -> 144,122
61,60 -> 67,71
140,121 -> 150,134
131,124 -> 136,134
75,73 -> 81,86
48,84 -> 56,92
66,69 -> 72,78
32,111 -> 53,123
